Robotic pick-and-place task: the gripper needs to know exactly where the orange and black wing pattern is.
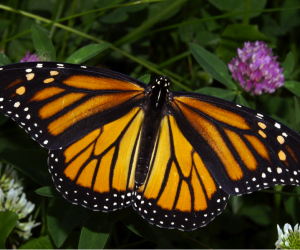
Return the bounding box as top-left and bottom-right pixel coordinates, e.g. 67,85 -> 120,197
49,107 -> 144,211
1,64 -> 300,231
0,62 -> 146,149
133,115 -> 229,230
170,92 -> 300,196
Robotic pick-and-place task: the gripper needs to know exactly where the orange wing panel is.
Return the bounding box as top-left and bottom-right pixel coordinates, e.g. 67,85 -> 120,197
169,116 -> 192,177
285,145 -> 298,164
177,102 -> 244,181
143,116 -> 171,199
64,129 -> 100,163
64,143 -> 94,180
244,135 -> 270,160
94,108 -> 141,156
63,75 -> 144,91
175,96 -> 250,130
129,129 -> 142,190
76,159 -> 98,188
48,92 -> 141,136
157,162 -> 179,210
93,147 -> 115,193
5,78 -> 22,90
39,93 -> 87,119
224,128 -> 257,171
31,87 -> 65,101
193,152 -> 216,200
175,181 -> 191,212
113,109 -> 144,191
191,167 -> 207,211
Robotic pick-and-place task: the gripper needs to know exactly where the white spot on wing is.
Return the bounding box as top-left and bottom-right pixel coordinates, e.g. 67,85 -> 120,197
275,122 -> 281,129
14,102 -> 20,108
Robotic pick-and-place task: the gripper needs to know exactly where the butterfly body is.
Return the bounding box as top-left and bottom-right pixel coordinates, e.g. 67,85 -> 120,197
135,76 -> 172,186
0,62 -> 300,231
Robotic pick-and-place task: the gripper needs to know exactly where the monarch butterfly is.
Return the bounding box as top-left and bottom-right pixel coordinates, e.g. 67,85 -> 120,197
0,62 -> 300,231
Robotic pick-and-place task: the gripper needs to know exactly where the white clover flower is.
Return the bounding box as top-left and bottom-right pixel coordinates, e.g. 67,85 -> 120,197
0,163 -> 40,241
276,223 -> 300,249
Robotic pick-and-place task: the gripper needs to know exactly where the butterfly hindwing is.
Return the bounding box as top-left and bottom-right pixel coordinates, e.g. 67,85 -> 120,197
0,62 -> 146,149
48,107 -> 144,211
133,115 -> 229,230
171,92 -> 300,195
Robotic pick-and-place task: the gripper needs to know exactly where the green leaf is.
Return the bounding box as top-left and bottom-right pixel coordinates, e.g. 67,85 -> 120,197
194,87 -> 236,101
194,31 -> 220,47
124,0 -> 147,12
101,8 -> 128,24
0,52 -> 11,66
284,81 -> 300,97
221,24 -> 269,41
179,18 -> 206,43
294,96 -> 300,133
0,149 -> 52,186
236,94 -> 250,108
19,235 -> 55,249
0,113 -> 9,125
283,194 -> 300,224
61,231 -> 80,249
115,0 -> 187,46
65,43 -> 111,64
47,198 -> 89,248
105,207 -> 133,225
79,212 -> 111,249
122,212 -> 158,242
201,9 -> 219,32
239,205 -> 272,226
208,0 -> 267,19
138,74 -> 151,84
148,0 -> 181,23
282,52 -> 294,78
0,211 -> 18,249
190,43 -> 236,90
35,186 -> 61,198
31,25 -> 56,61
280,0 -> 300,33
217,24 -> 269,63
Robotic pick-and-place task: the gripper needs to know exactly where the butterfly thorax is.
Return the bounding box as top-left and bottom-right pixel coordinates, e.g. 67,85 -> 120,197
134,76 -> 172,187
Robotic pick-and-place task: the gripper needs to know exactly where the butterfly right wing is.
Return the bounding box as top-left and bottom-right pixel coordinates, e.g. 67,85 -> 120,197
49,107 -> 144,211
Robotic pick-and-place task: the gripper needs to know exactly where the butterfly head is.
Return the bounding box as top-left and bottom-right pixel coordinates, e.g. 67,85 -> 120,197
155,75 -> 171,89
147,75 -> 173,109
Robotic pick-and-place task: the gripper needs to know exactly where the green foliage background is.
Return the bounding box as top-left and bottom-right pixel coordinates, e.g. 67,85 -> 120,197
0,0 -> 300,248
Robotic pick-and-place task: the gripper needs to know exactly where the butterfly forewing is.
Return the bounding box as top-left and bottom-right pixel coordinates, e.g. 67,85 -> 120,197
171,93 -> 300,195
0,62 -> 146,149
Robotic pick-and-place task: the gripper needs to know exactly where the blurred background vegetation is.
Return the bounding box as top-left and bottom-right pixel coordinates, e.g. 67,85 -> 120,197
0,0 -> 300,248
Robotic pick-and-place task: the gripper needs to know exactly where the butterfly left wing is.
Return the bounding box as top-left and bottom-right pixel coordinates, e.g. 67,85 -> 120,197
170,92 -> 300,196
0,62 -> 146,149
132,115 -> 229,231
